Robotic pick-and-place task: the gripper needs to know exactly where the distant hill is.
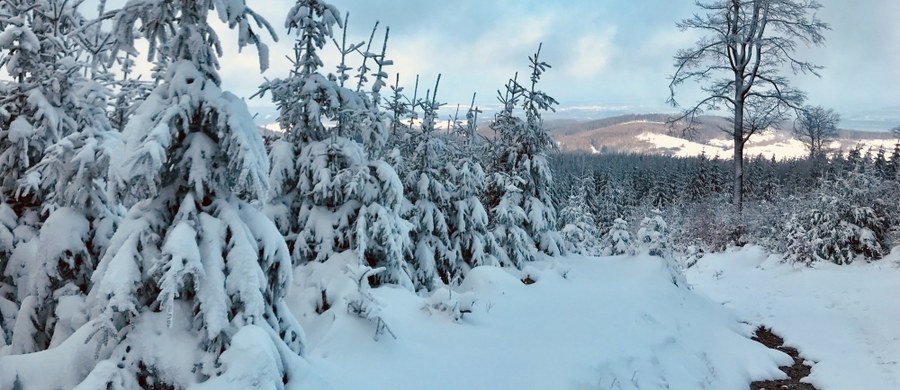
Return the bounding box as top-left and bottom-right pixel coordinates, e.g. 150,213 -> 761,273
546,114 -> 898,160
261,113 -> 897,160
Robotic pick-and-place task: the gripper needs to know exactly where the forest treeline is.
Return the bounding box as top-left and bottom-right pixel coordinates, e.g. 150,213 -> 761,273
552,147 -> 900,265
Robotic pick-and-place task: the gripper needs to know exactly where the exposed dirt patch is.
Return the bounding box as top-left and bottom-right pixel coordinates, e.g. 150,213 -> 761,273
750,326 -> 817,389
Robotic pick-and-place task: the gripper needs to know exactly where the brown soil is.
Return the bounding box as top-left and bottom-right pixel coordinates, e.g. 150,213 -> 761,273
750,326 -> 817,390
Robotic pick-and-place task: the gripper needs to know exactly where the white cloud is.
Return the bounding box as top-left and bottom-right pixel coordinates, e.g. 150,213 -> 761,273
564,27 -> 618,79
73,0 -> 900,121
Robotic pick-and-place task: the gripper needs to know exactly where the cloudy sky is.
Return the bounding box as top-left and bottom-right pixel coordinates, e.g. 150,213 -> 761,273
206,1 -> 898,126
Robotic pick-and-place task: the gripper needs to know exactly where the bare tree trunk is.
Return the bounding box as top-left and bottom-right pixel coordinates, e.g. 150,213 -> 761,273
733,94 -> 745,214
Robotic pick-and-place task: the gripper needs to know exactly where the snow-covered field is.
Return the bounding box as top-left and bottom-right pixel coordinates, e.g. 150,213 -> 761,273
274,249 -> 900,389
688,246 -> 900,390
5,247 -> 896,389
292,254 -> 790,389
637,129 -> 898,160
636,129 -> 816,160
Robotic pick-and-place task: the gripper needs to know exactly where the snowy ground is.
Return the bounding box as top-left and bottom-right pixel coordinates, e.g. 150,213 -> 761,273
291,254 -> 789,389
7,248 -> 893,389
688,246 -> 900,390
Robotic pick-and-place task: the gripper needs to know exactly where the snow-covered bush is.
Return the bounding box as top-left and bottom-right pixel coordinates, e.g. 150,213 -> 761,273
637,213 -> 688,287
675,200 -> 745,253
344,265 -> 397,341
603,218 -> 633,256
637,213 -> 670,258
782,167 -> 891,265
781,214 -> 817,264
422,287 -> 476,323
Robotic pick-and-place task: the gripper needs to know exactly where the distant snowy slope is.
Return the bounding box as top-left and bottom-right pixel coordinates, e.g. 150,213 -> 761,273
637,129 -> 812,160
289,254 -> 790,389
553,114 -> 897,160
636,132 -> 726,158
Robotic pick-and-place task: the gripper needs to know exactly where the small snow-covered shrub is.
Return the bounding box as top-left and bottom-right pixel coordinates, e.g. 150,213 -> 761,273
637,213 -> 670,259
782,169 -> 891,265
637,213 -> 687,287
422,288 -> 476,322
345,265 -> 397,341
603,218 -> 633,256
782,214 -> 818,264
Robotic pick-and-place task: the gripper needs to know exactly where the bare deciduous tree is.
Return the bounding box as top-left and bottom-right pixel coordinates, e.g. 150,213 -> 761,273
668,0 -> 829,212
794,105 -> 840,160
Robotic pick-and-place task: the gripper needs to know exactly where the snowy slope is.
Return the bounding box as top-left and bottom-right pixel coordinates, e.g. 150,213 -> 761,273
554,115 -> 898,160
640,130 -> 899,160
688,246 -> 900,390
291,255 -> 790,389
638,129 -> 812,160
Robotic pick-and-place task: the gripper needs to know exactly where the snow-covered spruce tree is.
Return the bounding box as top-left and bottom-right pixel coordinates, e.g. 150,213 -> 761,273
872,146 -> 891,180
42,2 -> 309,388
603,218 -> 633,256
110,54 -> 153,132
559,177 -> 602,256
746,154 -> 779,203
384,74 -> 410,151
0,0 -> 115,355
401,76 -> 453,289
688,151 -> 714,202
487,44 -> 564,267
258,1 -> 411,292
592,172 -> 630,232
648,169 -> 677,209
485,77 -> 535,267
443,96 -> 499,282
257,0 -> 344,239
350,25 -> 415,289
637,212 -> 670,259
3,1 -> 123,356
637,212 -> 687,287
891,141 -> 900,181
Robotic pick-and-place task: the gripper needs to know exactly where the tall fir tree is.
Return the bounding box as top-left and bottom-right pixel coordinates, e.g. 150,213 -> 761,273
486,76 -> 536,267
34,1 -> 311,387
402,76 -> 452,289
2,0 -> 123,356
257,0 -> 412,291
487,44 -> 564,267
559,176 -> 602,256
0,0 -> 125,355
445,97 -> 499,283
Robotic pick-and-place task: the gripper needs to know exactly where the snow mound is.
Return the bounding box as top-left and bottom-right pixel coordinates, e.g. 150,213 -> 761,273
0,320 -> 113,389
296,254 -> 790,389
